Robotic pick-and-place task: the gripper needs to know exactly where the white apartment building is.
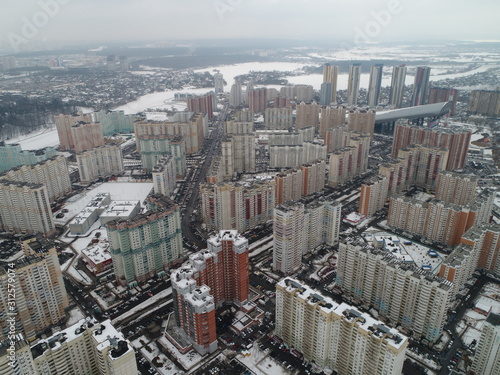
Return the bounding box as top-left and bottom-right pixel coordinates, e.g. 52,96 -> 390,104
471,313 -> 500,375
336,241 -> 452,342
273,202 -> 305,275
273,199 -> 341,274
28,318 -> 137,375
276,278 -> 408,375
152,156 -> 176,197
0,181 -> 55,236
200,181 -> 275,233
264,107 -> 294,130
0,156 -> 71,203
0,237 -> 68,342
77,145 -> 124,184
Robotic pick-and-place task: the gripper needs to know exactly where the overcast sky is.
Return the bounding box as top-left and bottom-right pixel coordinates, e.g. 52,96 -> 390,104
1,0 -> 499,48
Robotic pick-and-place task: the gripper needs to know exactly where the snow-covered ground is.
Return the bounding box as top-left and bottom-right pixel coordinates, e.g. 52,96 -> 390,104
6,127 -> 59,150
236,351 -> 290,375
139,339 -> 182,375
67,265 -> 92,286
194,62 -> 307,87
112,287 -> 172,325
114,87 -> 209,115
156,336 -> 203,371
66,307 -> 86,327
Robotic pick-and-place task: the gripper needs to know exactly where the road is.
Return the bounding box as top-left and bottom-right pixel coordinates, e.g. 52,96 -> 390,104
436,275 -> 488,374
180,105 -> 227,249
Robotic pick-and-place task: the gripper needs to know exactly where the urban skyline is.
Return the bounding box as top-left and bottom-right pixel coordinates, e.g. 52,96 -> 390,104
0,8 -> 499,372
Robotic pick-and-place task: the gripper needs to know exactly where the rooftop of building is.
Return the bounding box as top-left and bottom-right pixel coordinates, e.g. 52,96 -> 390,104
344,236 -> 452,288
208,230 -> 248,248
100,200 -> 140,218
30,318 -> 132,361
375,102 -> 453,124
0,179 -> 44,189
82,244 -> 111,264
486,312 -> 500,326
278,278 -> 407,349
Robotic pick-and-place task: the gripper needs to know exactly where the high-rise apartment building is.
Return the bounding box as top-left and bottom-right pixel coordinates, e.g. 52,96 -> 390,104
229,82 -> 243,107
428,87 -> 459,115
301,159 -> 326,196
214,72 -> 224,93
392,123 -> 471,170
273,95 -> 291,109
319,106 -> 346,137
295,102 -> 320,130
152,156 -> 176,197
461,224 -> 500,275
304,199 -> 341,248
276,278 -> 408,375
0,181 -> 55,236
171,230 -> 249,354
411,66 -> 431,106
270,141 -> 326,169
0,155 -> 71,202
387,190 -> 493,246
347,64 -> 361,106
247,88 -> 267,112
106,194 -> 183,286
435,171 -> 478,205
468,90 -> 500,117
378,159 -> 408,196
30,318 -> 136,375
319,82 -> 334,106
200,180 -> 275,233
471,313 -> 500,375
268,128 -> 313,146
273,199 -> 341,274
136,134 -> 186,176
95,110 -> 135,135
397,144 -> 449,190
134,113 -> 206,155
337,241 -> 452,342
273,202 -> 305,275
322,64 -> 339,103
324,126 -> 351,153
77,145 -> 124,184
221,134 -> 255,178
70,122 -> 105,154
328,133 -> 370,188
275,168 -> 303,205
264,107 -> 293,130
0,142 -> 57,174
389,65 -> 407,108
187,94 -> 214,119
224,114 -> 254,135
55,113 -> 93,151
0,236 -> 68,342
359,175 -> 389,216
347,108 -> 376,137
294,85 -> 314,102
367,64 -> 383,106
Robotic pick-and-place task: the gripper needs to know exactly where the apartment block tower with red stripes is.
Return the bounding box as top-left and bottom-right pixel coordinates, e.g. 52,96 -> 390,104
171,230 -> 249,354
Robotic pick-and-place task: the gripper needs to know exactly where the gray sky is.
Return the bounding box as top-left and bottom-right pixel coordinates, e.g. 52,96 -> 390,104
1,0 -> 499,48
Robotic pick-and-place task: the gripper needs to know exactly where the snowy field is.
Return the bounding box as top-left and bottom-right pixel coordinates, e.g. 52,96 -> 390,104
194,62 -> 307,87
114,87 -> 209,115
6,127 -> 59,150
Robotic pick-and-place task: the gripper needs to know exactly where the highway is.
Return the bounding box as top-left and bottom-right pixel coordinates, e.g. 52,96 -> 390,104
179,105 -> 227,249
